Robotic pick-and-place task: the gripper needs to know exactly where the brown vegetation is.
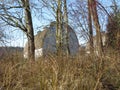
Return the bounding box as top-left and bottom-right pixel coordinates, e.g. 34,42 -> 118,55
0,51 -> 119,90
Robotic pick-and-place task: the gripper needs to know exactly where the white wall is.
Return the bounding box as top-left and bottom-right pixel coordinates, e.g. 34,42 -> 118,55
24,48 -> 43,59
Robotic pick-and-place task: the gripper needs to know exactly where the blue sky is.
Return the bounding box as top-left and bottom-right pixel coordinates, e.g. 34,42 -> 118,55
1,0 -> 120,47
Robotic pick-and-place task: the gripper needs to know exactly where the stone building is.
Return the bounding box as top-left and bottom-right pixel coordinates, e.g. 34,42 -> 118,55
24,22 -> 79,58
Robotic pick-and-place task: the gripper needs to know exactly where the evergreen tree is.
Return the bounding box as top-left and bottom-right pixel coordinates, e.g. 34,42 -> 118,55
106,5 -> 120,51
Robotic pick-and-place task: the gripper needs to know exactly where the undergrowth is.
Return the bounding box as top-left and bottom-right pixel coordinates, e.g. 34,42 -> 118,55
0,51 -> 120,90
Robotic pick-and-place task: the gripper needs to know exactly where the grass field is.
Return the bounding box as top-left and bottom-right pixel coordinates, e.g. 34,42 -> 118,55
0,51 -> 120,90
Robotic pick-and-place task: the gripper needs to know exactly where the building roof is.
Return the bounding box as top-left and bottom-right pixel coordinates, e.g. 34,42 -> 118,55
24,22 -> 79,57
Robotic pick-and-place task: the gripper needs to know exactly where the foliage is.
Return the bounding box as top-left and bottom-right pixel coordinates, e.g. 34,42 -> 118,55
106,11 -> 120,51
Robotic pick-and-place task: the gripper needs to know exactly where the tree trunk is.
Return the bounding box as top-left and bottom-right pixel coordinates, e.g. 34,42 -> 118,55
22,0 -> 35,61
90,0 -> 103,56
63,0 -> 69,56
88,0 -> 94,54
56,0 -> 62,55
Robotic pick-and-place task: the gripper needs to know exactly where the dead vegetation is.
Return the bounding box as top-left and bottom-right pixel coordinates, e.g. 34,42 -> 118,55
0,51 -> 120,90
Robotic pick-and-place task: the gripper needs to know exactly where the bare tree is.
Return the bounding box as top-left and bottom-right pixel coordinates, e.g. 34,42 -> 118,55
69,0 -> 90,44
63,0 -> 69,56
21,0 -> 35,61
56,0 -> 62,55
40,0 -> 70,55
89,0 -> 103,56
88,0 -> 94,54
0,0 -> 35,61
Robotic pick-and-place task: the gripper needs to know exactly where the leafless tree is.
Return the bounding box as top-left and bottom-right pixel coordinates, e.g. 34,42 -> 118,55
69,0 -> 89,44
56,0 -> 62,54
0,0 -> 35,61
88,0 -> 94,54
21,0 -> 35,61
63,0 -> 69,56
89,0 -> 103,56
40,0 -> 70,55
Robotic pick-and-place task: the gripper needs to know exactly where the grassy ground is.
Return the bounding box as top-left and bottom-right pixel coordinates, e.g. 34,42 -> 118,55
0,51 -> 120,90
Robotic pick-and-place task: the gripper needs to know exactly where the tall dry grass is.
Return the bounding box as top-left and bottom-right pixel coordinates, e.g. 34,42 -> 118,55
0,51 -> 120,90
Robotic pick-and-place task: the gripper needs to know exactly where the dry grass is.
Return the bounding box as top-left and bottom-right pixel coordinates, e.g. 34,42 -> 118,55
0,51 -> 120,90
